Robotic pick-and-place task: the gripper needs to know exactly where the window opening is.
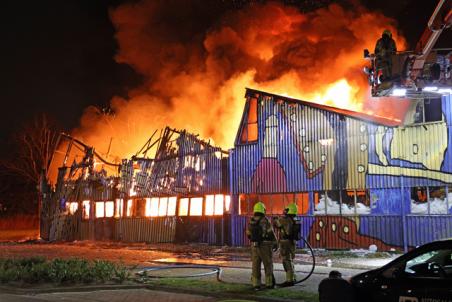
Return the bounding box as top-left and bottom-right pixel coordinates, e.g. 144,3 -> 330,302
167,197 -> 177,216
240,97 -> 258,143
189,197 -> 203,216
179,198 -> 189,216
105,201 -> 114,217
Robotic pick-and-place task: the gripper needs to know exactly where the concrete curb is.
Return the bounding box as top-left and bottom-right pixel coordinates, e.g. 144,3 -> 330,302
0,282 -> 310,302
143,283 -> 308,302
0,283 -> 148,295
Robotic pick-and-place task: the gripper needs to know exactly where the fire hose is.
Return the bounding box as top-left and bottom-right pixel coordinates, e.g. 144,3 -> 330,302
275,236 -> 316,287
136,265 -> 222,281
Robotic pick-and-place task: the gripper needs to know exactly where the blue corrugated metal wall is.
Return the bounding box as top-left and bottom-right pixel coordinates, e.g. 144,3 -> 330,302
230,91 -> 452,250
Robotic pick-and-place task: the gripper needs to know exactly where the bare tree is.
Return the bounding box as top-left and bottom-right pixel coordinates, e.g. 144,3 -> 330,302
1,114 -> 60,186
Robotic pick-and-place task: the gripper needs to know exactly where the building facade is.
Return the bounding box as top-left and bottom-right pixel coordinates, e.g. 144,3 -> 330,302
230,88 -> 452,251
43,89 -> 452,251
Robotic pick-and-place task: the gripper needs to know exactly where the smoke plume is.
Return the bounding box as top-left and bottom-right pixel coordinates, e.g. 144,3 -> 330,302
73,0 -> 407,160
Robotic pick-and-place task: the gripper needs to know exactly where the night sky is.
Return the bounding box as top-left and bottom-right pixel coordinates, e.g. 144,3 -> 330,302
1,0 -> 450,157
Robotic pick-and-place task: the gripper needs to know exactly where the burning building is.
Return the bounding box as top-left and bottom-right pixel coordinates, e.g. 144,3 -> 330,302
42,88 -> 452,252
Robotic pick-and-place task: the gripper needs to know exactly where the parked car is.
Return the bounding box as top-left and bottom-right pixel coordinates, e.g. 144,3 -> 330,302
350,239 -> 452,302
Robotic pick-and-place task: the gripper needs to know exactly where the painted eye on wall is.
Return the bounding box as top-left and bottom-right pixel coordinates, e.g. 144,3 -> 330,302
343,226 -> 349,234
332,223 -> 337,232
319,220 -> 324,228
315,233 -> 320,241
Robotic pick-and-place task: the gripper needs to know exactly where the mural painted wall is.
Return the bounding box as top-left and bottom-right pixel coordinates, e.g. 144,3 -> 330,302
231,89 -> 452,250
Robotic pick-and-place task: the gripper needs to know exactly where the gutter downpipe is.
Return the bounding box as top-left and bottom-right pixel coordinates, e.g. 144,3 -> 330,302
401,160 -> 409,253
228,149 -> 237,246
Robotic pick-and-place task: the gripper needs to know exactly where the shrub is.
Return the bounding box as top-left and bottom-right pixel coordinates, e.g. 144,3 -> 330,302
0,257 -> 129,284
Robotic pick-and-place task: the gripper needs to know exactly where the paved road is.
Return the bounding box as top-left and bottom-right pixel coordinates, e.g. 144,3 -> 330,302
0,289 -> 216,302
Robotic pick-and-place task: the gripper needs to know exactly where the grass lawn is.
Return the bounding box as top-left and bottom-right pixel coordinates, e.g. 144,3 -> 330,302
146,278 -> 319,302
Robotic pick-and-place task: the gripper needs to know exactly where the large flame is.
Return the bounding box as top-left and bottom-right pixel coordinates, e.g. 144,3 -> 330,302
72,1 -> 407,160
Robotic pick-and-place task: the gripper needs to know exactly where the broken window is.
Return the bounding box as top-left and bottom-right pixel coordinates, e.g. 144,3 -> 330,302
158,197 -> 168,216
314,190 -> 370,215
135,199 -> 147,217
178,198 -> 189,216
205,194 -> 226,216
240,97 -> 258,143
95,202 -> 105,218
145,197 -> 159,217
189,197 -> 203,216
411,186 -> 428,214
414,98 -> 442,124
115,199 -> 123,218
205,195 -> 215,216
356,190 -> 371,213
225,195 -> 231,213
105,201 -> 114,217
82,200 -> 90,219
167,197 -> 177,216
238,193 -> 305,215
424,98 -> 442,122
126,199 -> 133,217
67,202 -> 78,215
411,186 -> 451,214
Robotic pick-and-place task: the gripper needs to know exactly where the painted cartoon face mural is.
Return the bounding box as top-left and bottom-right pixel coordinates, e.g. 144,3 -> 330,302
308,216 -> 393,250
284,105 -> 336,188
369,121 -> 452,183
252,110 -> 287,193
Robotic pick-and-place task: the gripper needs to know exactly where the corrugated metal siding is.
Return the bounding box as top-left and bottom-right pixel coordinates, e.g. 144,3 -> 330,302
231,215 -> 249,246
115,217 -> 176,243
174,216 -> 225,245
79,221 -> 91,240
406,215 -> 452,247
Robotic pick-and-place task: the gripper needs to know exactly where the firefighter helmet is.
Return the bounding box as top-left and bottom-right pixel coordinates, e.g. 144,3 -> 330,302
285,203 -> 298,215
253,202 -> 266,214
383,29 -> 392,38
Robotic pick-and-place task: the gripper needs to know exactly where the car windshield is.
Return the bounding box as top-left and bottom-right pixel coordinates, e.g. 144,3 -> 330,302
404,249 -> 452,278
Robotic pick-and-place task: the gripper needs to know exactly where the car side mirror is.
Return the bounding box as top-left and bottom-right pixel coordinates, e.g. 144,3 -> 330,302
364,49 -> 370,58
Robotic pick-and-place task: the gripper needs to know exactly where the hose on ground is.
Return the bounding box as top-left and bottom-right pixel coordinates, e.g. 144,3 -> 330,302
136,265 -> 222,282
275,236 -> 316,286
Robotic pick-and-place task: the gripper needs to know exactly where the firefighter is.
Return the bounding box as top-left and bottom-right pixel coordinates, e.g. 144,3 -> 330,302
374,29 -> 397,81
273,203 -> 300,287
246,201 -> 277,290
318,270 -> 356,302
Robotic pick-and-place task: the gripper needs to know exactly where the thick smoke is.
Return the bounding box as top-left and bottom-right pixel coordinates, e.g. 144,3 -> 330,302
73,1 -> 406,160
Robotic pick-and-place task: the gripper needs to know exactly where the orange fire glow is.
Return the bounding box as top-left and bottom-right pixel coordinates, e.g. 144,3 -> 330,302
145,197 -> 159,217
189,198 -> 203,216
126,199 -> 133,217
67,202 -> 78,215
82,200 -> 90,219
105,201 -> 114,217
95,202 -> 105,218
178,198 -> 189,216
70,1 -> 407,161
